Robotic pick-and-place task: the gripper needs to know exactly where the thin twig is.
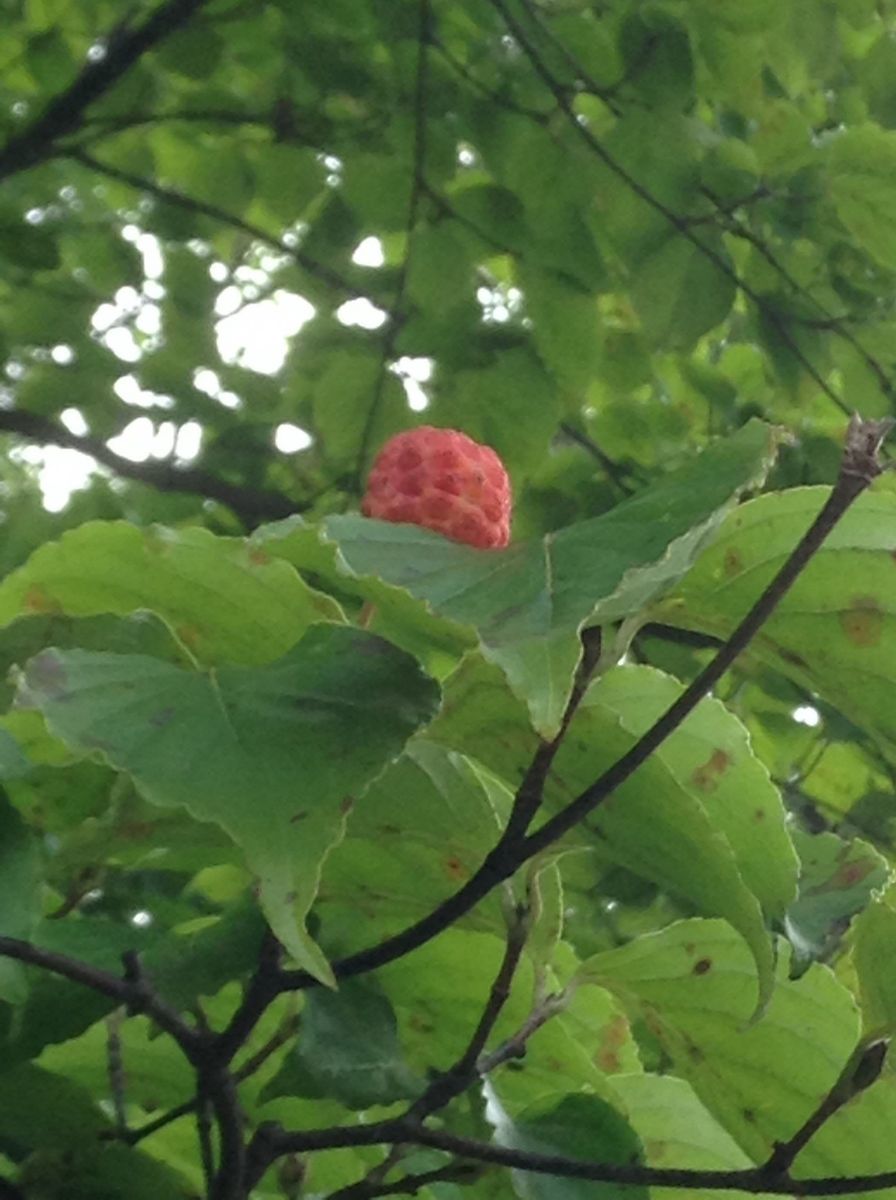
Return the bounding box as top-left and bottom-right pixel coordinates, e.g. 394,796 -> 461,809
353,0 -> 431,491
514,0 -> 622,115
248,1113 -> 896,1195
0,936 -> 200,1055
502,626 -> 602,843
0,0 -> 211,181
0,406 -> 298,526
558,421 -> 640,496
489,0 -> 852,417
521,415 -> 892,861
66,148 -> 365,299
270,416 -> 890,998
106,1011 -> 128,1135
408,909 -> 529,1119
325,1145 -> 411,1200
762,1040 -> 889,1180
476,989 -> 568,1074
328,1162 -> 483,1200
432,37 -> 551,123
703,186 -> 894,404
125,1006 -> 299,1146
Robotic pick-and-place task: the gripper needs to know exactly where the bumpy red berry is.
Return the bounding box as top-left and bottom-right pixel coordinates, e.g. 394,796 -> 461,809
361,426 -> 512,549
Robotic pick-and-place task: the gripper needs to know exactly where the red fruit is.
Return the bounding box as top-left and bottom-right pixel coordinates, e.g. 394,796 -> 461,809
361,426 -> 512,549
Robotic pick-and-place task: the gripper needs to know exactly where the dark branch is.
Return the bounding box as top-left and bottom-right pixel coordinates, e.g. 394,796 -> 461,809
0,406 -> 299,526
702,186 -> 894,405
476,989 -> 568,1075
353,0 -> 431,491
503,626 -> 602,843
0,936 -> 200,1056
489,0 -> 851,417
213,929 -> 285,1066
0,0 -> 211,181
272,416 -> 889,996
122,1009 -> 298,1146
106,1012 -> 128,1135
248,1114 -> 896,1196
432,36 -> 551,123
762,1040 -> 889,1181
513,0 -> 622,115
522,415 -> 892,861
558,421 -> 640,496
204,1068 -> 246,1200
408,910 -> 529,1119
67,149 -> 366,300
328,1162 -> 483,1200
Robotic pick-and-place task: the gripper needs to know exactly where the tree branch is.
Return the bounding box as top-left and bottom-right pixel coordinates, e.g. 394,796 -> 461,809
353,0 -> 431,492
761,1039 -> 889,1181
558,421 -> 641,496
0,0 -> 211,181
122,1008 -> 298,1147
0,406 -> 299,526
204,1067 -> 246,1200
489,0 -> 852,417
521,414 -> 892,861
0,937 -> 197,1049
408,909 -> 529,1120
702,186 -> 894,405
476,989 -> 568,1075
66,149 -> 367,300
247,1113 -> 896,1196
272,415 -> 890,996
328,1161 -> 483,1200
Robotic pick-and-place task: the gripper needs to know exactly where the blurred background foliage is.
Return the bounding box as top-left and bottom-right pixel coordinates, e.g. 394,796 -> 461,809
2,0 -> 896,1195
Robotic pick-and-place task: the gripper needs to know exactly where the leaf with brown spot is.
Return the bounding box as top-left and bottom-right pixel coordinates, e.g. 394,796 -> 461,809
839,595 -> 885,647
580,919 -> 859,1162
787,828 -> 888,968
691,748 -> 731,791
431,656 -> 797,1013
0,521 -> 343,666
658,488 -> 896,753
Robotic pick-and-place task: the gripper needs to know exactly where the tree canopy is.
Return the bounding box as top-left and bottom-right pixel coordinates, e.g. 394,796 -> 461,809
1,1 -> 896,1198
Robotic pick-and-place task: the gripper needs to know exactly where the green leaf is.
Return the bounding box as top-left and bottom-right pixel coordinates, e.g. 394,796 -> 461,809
786,829 -> 889,969
790,1072 -> 896,1187
0,1064 -> 189,1199
3,918 -> 156,1062
0,521 -> 343,665
429,348 -> 560,480
0,213 -> 59,270
0,794 -> 40,1003
3,904 -> 264,1064
431,658 -> 793,1014
655,487 -> 896,753
852,886 -> 896,1037
491,1092 -> 647,1200
378,930 -> 635,1115
0,727 -> 29,779
611,1074 -> 753,1196
270,420 -> 778,737
828,125 -> 896,270
517,268 -> 601,395
631,231 -> 737,349
582,920 -> 859,1160
263,978 -> 422,1109
313,349 -> 406,470
16,626 -> 440,983
318,740 -> 507,948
